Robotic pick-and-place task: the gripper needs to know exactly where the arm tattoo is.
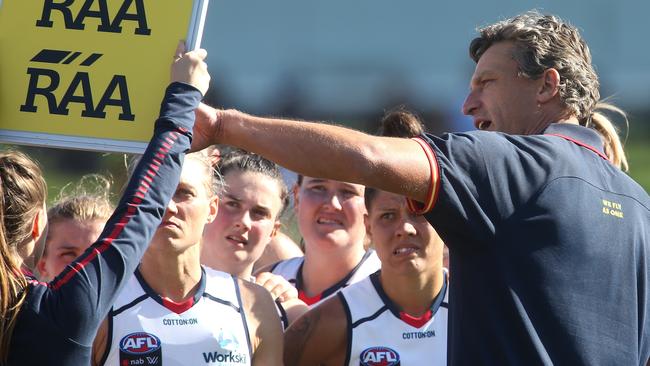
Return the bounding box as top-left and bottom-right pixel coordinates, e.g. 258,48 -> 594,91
284,310 -> 321,366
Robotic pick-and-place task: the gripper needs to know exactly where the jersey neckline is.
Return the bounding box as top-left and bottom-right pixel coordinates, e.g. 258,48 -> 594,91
370,269 -> 448,328
134,265 -> 207,314
543,123 -> 608,161
296,249 -> 375,306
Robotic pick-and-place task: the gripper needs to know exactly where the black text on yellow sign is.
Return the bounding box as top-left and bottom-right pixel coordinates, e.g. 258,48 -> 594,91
20,0 -> 152,122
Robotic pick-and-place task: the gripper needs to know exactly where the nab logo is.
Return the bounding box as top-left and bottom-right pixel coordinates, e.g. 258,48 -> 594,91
360,346 -> 400,366
119,332 -> 161,355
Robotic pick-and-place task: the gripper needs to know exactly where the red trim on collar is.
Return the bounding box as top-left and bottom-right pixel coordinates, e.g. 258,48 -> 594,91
298,290 -> 323,306
546,133 -> 609,161
162,296 -> 195,314
399,309 -> 433,328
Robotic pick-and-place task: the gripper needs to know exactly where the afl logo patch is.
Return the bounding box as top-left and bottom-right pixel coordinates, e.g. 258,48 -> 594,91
120,332 -> 161,354
119,332 -> 162,365
360,346 -> 400,366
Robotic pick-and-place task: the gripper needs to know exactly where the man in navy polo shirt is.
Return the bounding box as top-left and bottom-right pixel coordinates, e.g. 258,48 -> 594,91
191,11 -> 649,366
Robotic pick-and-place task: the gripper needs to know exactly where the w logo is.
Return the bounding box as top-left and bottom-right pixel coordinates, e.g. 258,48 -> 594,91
146,356 -> 159,363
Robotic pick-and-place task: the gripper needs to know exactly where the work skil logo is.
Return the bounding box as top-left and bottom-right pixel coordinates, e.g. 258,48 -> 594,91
119,332 -> 162,365
202,328 -> 248,364
359,346 -> 401,366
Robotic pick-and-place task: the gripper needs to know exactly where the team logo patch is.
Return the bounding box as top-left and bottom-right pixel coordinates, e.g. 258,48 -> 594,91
360,346 -> 400,366
119,332 -> 162,365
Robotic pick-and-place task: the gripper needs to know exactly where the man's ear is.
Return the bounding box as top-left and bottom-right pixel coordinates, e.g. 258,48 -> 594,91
537,68 -> 561,104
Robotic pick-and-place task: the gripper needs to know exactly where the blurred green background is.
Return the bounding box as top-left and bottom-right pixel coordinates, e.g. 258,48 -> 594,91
3,119 -> 649,210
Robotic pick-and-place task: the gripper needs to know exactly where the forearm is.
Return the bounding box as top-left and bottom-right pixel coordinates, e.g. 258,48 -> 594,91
206,105 -> 431,202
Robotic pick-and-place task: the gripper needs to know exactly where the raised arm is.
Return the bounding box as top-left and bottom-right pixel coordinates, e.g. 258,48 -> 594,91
192,104 -> 432,203
41,42 -> 209,345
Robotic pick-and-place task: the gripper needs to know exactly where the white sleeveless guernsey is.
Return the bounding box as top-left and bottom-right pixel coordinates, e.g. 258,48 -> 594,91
339,270 -> 448,366
271,249 -> 381,307
101,266 -> 252,366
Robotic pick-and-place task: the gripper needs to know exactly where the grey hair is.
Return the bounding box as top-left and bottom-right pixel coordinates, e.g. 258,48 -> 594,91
469,11 -> 628,170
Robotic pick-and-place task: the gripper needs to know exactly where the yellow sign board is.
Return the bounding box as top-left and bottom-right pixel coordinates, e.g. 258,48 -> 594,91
0,0 -> 208,153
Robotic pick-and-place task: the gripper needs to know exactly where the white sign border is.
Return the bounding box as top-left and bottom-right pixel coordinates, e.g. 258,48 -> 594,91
0,129 -> 147,154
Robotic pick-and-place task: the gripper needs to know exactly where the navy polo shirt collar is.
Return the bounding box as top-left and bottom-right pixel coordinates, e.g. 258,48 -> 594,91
543,123 -> 608,161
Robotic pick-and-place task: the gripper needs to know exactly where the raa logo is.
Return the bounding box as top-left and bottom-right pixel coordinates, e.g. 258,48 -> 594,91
119,332 -> 161,355
360,346 -> 400,366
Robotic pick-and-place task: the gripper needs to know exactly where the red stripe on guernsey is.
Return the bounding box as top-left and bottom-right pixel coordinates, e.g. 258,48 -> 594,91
155,153 -> 165,160
298,290 -> 323,306
141,180 -> 151,189
399,309 -> 433,328
50,132 -> 180,290
152,158 -> 162,167
28,279 -> 49,287
165,137 -> 174,144
143,175 -> 153,184
22,268 -> 49,287
162,142 -> 172,150
547,133 -> 610,161
53,241 -> 111,290
149,163 -> 160,172
162,297 -> 194,314
406,137 -> 440,215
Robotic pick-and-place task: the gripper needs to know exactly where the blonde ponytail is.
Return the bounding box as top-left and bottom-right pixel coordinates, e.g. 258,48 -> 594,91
587,102 -> 629,171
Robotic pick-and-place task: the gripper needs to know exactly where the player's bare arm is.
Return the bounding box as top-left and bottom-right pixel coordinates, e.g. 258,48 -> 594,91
284,295 -> 348,366
239,279 -> 284,366
192,104 -> 433,203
